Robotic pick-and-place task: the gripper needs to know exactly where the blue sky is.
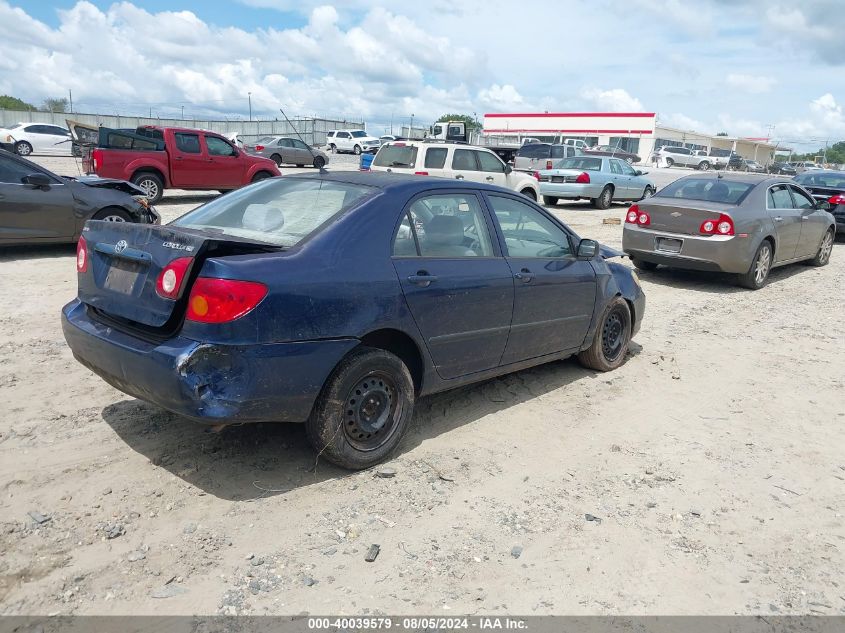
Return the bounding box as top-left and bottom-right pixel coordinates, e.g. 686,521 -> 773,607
2,0 -> 843,151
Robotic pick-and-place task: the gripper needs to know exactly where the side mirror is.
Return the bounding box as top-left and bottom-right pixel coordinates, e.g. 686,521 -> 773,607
504,165 -> 513,174
634,170 -> 643,176
23,173 -> 51,189
816,200 -> 831,211
577,238 -> 599,260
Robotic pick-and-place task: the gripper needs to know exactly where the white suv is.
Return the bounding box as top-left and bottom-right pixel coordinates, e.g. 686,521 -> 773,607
371,141 -> 540,200
325,130 -> 380,155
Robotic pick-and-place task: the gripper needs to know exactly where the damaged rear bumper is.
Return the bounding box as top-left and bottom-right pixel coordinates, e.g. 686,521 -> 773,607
61,299 -> 358,424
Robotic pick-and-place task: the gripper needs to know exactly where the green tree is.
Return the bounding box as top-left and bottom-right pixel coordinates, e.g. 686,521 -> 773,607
0,95 -> 36,110
41,97 -> 69,113
716,132 -> 729,136
436,114 -> 480,130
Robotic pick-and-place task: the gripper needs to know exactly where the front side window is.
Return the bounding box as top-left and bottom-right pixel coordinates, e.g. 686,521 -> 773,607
476,151 -> 505,173
0,155 -> 40,184
206,136 -> 236,157
292,139 -> 309,150
175,133 -> 201,154
424,148 -> 447,169
488,195 -> 572,258
619,161 -> 637,176
171,178 -> 375,247
452,149 -> 478,171
393,194 -> 493,258
788,185 -> 816,209
351,131 -> 368,138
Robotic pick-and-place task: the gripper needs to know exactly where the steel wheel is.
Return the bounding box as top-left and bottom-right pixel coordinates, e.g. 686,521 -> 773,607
754,242 -> 772,285
601,307 -> 627,363
343,372 -> 400,452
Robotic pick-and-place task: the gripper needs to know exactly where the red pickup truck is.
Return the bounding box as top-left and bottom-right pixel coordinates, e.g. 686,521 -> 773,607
83,126 -> 280,203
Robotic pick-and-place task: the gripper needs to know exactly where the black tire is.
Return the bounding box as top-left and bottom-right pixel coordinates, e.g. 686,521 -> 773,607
631,257 -> 657,272
699,161 -> 711,171
808,229 -> 834,267
270,153 -> 283,167
578,297 -> 632,372
665,157 -> 674,167
296,164 -> 305,168
329,144 -> 337,153
738,240 -> 773,289
305,346 -> 414,470
353,145 -> 362,155
131,171 -> 164,204
251,171 -> 272,183
520,188 -> 537,201
543,195 -> 559,206
93,207 -> 132,222
640,186 -> 655,200
313,156 -> 326,169
15,141 -> 33,156
594,185 -> 613,210
218,190 -> 232,194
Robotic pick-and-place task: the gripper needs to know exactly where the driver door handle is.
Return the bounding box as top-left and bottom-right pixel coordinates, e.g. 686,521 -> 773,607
514,269 -> 534,283
408,272 -> 438,287
486,176 -> 495,182
454,174 -> 464,180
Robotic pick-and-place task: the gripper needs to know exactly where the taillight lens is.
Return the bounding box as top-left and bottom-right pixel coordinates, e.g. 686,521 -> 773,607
699,213 -> 735,236
532,171 -> 540,181
255,145 -> 265,151
575,172 -> 590,184
155,257 -> 193,299
625,204 -> 650,226
829,194 -> 845,205
92,148 -> 103,171
76,236 -> 88,273
546,160 -> 553,170
186,278 -> 268,323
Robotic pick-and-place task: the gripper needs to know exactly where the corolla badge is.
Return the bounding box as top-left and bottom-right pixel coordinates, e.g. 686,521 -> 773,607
114,239 -> 128,253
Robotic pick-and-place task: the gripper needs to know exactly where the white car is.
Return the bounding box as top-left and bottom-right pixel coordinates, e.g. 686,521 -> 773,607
0,122 -> 74,156
326,129 -> 381,155
371,141 -> 540,200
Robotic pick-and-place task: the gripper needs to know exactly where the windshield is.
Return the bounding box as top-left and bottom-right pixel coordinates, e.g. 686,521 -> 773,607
556,157 -> 603,171
171,178 -> 375,247
373,144 -> 419,168
351,131 -> 368,138
8,123 -> 23,130
658,178 -> 755,204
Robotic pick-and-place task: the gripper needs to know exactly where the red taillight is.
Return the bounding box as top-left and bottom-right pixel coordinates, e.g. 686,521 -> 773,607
625,204 -> 650,226
546,160 -> 553,170
186,278 -> 268,323
255,145 -> 265,151
155,257 -> 193,299
699,213 -> 735,236
532,171 -> 540,181
575,172 -> 590,184
92,148 -> 103,171
414,171 -> 429,176
76,236 -> 88,273
829,194 -> 845,205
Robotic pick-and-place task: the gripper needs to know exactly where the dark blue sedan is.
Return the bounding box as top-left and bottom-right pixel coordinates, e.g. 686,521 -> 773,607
62,172 -> 645,469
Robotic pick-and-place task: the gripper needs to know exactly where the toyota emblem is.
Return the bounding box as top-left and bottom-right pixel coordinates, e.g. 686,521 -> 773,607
115,240 -> 128,254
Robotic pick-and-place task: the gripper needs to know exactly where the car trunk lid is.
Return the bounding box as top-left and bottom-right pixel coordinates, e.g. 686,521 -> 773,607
636,198 -> 733,235
78,222 -> 277,330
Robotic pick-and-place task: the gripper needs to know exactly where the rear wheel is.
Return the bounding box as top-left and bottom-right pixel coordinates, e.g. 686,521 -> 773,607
93,207 -> 132,222
578,297 -> 632,372
543,195 -> 559,206
131,171 -> 163,204
270,153 -> 283,167
520,188 -> 537,201
593,185 -> 613,210
631,257 -> 657,272
665,157 -> 674,168
15,141 -> 33,156
306,347 -> 414,470
296,164 -> 305,168
808,229 -> 834,267
329,143 -> 337,153
313,156 -> 326,169
738,240 -> 773,289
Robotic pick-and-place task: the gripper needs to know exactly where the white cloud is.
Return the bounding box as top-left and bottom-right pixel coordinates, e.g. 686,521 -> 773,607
581,88 -> 645,112
726,73 -> 776,94
660,113 -> 710,133
477,84 -> 526,111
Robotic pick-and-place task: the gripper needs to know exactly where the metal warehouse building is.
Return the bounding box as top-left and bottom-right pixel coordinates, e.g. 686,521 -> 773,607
481,112 -> 780,165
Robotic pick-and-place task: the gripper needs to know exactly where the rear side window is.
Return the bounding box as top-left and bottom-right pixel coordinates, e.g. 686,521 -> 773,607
788,185 -> 816,209
393,194 -> 493,257
452,149 -> 478,171
175,133 -> 201,154
768,185 -> 793,209
424,148 -> 447,169
557,157 -> 603,171
373,145 -> 418,168
660,178 -> 755,204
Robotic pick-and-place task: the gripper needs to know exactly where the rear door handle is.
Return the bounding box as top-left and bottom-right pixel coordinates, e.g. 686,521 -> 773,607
408,273 -> 438,287
486,176 -> 495,182
773,216 -> 783,222
514,269 -> 534,282
455,175 -> 464,180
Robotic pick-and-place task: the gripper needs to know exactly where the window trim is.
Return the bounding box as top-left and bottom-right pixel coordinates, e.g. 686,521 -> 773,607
483,191 -> 576,259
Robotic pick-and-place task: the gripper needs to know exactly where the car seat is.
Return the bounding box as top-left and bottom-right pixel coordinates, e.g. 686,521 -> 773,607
706,182 -> 730,202
423,215 -> 474,257
242,203 -> 285,232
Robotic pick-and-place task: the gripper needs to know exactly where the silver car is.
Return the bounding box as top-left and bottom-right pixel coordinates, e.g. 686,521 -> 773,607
622,173 -> 835,289
245,136 -> 329,168
538,156 -> 656,209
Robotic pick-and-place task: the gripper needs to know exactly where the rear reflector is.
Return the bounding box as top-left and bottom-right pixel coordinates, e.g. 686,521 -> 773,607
76,236 -> 88,273
414,171 -> 429,176
92,149 -> 103,172
186,278 -> 268,323
532,171 -> 540,181
829,194 -> 845,205
155,257 -> 193,299
575,172 -> 590,184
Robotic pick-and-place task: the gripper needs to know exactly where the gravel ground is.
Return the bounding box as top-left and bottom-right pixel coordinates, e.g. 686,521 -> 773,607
1,155 -> 843,616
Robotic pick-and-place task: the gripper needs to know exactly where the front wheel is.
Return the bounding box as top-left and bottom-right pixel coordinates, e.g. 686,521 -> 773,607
578,297 -> 632,372
808,229 -> 834,267
131,171 -> 164,204
698,161 -> 711,171
738,240 -> 773,289
543,195 -> 559,206
251,171 -> 272,183
665,157 -> 674,167
593,185 -> 613,209
93,207 -> 132,222
640,186 -> 654,200
313,156 -> 326,169
353,145 -> 362,155
306,347 -> 414,470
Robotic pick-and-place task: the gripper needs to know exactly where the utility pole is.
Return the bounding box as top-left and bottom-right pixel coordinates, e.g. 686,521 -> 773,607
181,105 -> 184,119
68,89 -> 73,113
390,111 -> 393,135
409,113 -> 414,137
248,93 -> 252,121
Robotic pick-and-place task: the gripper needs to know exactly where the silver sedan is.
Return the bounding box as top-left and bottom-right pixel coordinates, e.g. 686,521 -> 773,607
538,156 -> 656,210
622,173 -> 836,289
245,136 -> 329,168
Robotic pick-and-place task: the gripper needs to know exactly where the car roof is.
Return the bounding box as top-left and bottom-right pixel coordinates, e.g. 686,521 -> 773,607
675,173 -> 790,187
284,170 -> 526,197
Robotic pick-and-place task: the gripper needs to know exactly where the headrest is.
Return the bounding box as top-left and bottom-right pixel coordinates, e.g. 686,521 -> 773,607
242,203 -> 285,232
706,182 -> 730,201
426,215 -> 464,245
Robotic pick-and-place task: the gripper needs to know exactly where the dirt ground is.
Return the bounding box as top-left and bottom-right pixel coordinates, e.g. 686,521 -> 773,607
1,156 -> 844,616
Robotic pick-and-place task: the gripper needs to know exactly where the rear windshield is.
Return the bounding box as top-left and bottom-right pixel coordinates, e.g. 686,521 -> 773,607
795,172 -> 845,188
556,157 -> 603,171
171,178 -> 375,247
373,144 -> 419,168
658,178 -> 755,204
516,144 -> 550,159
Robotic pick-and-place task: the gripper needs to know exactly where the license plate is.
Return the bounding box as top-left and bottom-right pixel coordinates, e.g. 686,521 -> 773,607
551,176 -> 565,183
656,237 -> 683,253
104,259 -> 143,294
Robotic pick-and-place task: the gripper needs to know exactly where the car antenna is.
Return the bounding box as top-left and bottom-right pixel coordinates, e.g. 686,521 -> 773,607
279,107 -> 328,175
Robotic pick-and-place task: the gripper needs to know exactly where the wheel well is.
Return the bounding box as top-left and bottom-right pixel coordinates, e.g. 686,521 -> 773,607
132,168 -> 164,184
270,153 -> 281,160
762,235 -> 776,259
623,295 -> 636,329
603,183 -> 614,193
93,205 -> 129,219
520,187 -> 537,200
359,329 -> 424,393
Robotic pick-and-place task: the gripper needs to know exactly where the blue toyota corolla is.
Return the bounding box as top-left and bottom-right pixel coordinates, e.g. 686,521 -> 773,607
62,172 -> 645,469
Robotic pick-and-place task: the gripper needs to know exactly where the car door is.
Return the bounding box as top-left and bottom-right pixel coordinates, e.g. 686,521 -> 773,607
767,184 -> 802,261
450,148 -> 482,184
476,150 -> 508,187
43,125 -> 73,155
275,138 -> 294,164
485,193 -> 597,364
168,131 -> 207,188
391,191 -> 515,380
617,159 -> 642,198
203,135 -> 243,188
608,159 -> 629,198
789,184 -> 829,257
0,154 -> 76,241
291,139 -> 312,165
335,132 -> 351,152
